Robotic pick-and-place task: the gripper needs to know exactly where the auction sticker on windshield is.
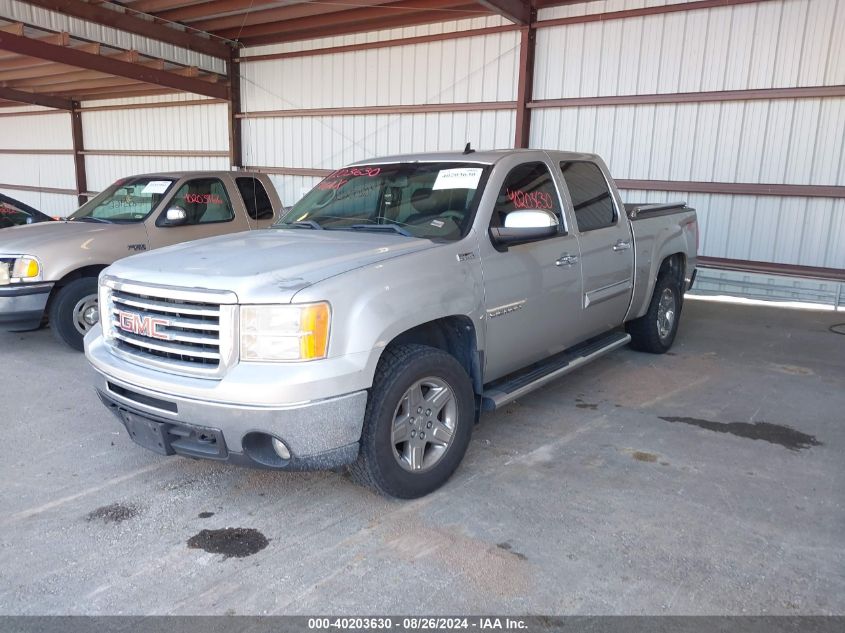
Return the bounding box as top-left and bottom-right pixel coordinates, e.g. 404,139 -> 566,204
432,168 -> 483,190
141,180 -> 172,195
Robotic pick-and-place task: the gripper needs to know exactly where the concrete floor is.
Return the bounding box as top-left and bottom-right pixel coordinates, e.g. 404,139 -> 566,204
1,298 -> 843,615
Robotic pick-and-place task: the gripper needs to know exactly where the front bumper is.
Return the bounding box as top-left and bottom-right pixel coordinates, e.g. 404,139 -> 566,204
0,282 -> 53,331
89,350 -> 368,470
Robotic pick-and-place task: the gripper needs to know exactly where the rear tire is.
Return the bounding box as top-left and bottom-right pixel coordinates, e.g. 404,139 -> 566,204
49,277 -> 99,351
350,344 -> 474,499
626,273 -> 682,354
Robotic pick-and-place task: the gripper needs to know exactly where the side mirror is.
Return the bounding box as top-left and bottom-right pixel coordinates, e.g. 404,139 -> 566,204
489,209 -> 560,246
165,207 -> 187,225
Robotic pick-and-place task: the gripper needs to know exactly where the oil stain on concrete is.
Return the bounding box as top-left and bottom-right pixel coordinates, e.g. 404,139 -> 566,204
658,416 -> 821,451
187,528 -> 269,559
631,451 -> 658,463
496,542 -> 528,560
85,503 -> 140,524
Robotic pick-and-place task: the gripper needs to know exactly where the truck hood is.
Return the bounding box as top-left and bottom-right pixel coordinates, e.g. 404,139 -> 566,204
105,228 -> 440,302
0,220 -> 144,254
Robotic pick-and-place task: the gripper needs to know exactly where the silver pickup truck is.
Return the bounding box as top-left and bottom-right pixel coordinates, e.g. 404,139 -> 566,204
85,150 -> 698,498
0,171 -> 281,350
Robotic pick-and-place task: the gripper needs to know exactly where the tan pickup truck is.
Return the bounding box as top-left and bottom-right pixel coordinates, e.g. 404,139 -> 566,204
0,171 -> 282,350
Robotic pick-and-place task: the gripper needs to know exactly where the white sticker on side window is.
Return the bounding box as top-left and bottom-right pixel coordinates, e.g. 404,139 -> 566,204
432,168 -> 483,190
141,180 -> 171,194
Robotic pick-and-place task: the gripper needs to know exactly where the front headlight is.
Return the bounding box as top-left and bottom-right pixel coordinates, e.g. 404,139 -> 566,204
240,302 -> 330,362
99,282 -> 115,343
0,255 -> 41,285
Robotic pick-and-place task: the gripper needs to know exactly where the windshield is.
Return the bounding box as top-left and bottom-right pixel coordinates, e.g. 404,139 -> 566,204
278,162 -> 490,240
69,177 -> 175,223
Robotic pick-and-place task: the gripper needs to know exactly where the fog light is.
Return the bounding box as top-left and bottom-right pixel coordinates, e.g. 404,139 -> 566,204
271,437 -> 291,460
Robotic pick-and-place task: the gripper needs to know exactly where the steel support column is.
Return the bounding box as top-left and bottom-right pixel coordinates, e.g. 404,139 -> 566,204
514,16 -> 536,149
227,50 -> 242,169
70,102 -> 88,206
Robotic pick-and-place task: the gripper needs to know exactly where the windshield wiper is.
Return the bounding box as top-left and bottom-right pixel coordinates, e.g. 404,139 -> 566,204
71,216 -> 112,224
347,223 -> 413,237
283,220 -> 323,230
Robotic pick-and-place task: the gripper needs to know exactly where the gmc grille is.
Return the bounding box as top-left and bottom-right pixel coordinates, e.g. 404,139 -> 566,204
103,278 -> 237,378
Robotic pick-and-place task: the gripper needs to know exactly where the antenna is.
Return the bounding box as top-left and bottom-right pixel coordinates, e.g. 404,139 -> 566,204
463,143 -> 475,155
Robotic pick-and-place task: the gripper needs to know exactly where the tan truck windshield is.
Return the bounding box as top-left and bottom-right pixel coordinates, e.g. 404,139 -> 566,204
69,178 -> 176,223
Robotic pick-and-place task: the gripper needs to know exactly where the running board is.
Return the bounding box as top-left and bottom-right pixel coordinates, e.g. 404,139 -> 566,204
481,331 -> 631,411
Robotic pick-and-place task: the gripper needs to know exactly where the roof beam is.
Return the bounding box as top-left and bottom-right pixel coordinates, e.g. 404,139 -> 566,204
220,0 -> 477,40
17,0 -> 233,58
131,0 -> 209,13
0,85 -> 73,109
191,0 -> 396,33
239,7 -> 487,46
476,0 -> 530,24
0,31 -> 228,99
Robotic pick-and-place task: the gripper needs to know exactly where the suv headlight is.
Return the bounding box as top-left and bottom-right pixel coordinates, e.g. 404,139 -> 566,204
0,256 -> 42,285
240,302 -> 330,362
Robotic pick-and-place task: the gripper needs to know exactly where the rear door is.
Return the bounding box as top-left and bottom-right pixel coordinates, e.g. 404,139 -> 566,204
558,160 -> 634,337
147,176 -> 252,249
480,159 -> 585,382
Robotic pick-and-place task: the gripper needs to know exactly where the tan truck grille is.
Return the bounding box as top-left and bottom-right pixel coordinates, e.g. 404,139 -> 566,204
102,277 -> 237,378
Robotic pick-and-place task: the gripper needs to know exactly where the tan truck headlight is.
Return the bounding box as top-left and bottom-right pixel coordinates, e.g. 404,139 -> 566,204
240,303 -> 330,362
0,256 -> 41,285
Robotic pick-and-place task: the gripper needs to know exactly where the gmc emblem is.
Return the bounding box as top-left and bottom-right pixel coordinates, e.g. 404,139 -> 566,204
117,311 -> 170,340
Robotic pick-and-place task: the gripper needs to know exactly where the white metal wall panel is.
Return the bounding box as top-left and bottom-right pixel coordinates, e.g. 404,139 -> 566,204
530,98 -> 845,185
0,111 -> 72,150
533,0 -> 844,304
535,0 -> 844,99
0,0 -> 225,74
0,154 -> 76,190
619,189 -> 845,270
242,110 -> 515,172
0,188 -> 78,216
241,18 -> 520,184
0,109 -> 75,193
85,155 -> 230,192
241,30 -> 520,112
80,95 -> 230,191
266,174 -> 323,208
82,102 -> 229,152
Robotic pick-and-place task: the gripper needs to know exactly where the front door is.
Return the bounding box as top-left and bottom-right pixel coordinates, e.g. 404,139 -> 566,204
558,160 -> 634,338
480,160 -> 584,382
147,176 -> 248,249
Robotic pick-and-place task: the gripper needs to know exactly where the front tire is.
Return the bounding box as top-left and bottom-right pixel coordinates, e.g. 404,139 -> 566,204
626,273 -> 682,354
350,344 -> 474,499
49,277 -> 99,351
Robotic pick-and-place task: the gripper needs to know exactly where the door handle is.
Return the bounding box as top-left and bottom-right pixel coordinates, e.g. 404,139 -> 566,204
556,253 -> 579,267
612,239 -> 632,251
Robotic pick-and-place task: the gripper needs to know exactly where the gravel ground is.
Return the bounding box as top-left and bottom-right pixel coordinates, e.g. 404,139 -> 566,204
1,298 -> 843,615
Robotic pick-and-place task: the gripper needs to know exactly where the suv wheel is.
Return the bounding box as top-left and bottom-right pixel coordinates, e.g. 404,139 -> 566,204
626,273 -> 682,354
49,277 -> 99,351
350,344 -> 474,498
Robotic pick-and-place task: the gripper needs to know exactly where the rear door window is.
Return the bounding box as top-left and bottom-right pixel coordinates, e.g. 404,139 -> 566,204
236,176 -> 274,220
559,161 -> 617,232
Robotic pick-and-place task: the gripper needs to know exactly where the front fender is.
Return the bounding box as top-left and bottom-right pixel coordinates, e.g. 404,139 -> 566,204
291,235 -> 486,388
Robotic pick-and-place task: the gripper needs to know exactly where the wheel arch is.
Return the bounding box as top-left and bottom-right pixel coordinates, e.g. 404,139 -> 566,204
381,315 -> 482,397
45,264 -> 108,319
